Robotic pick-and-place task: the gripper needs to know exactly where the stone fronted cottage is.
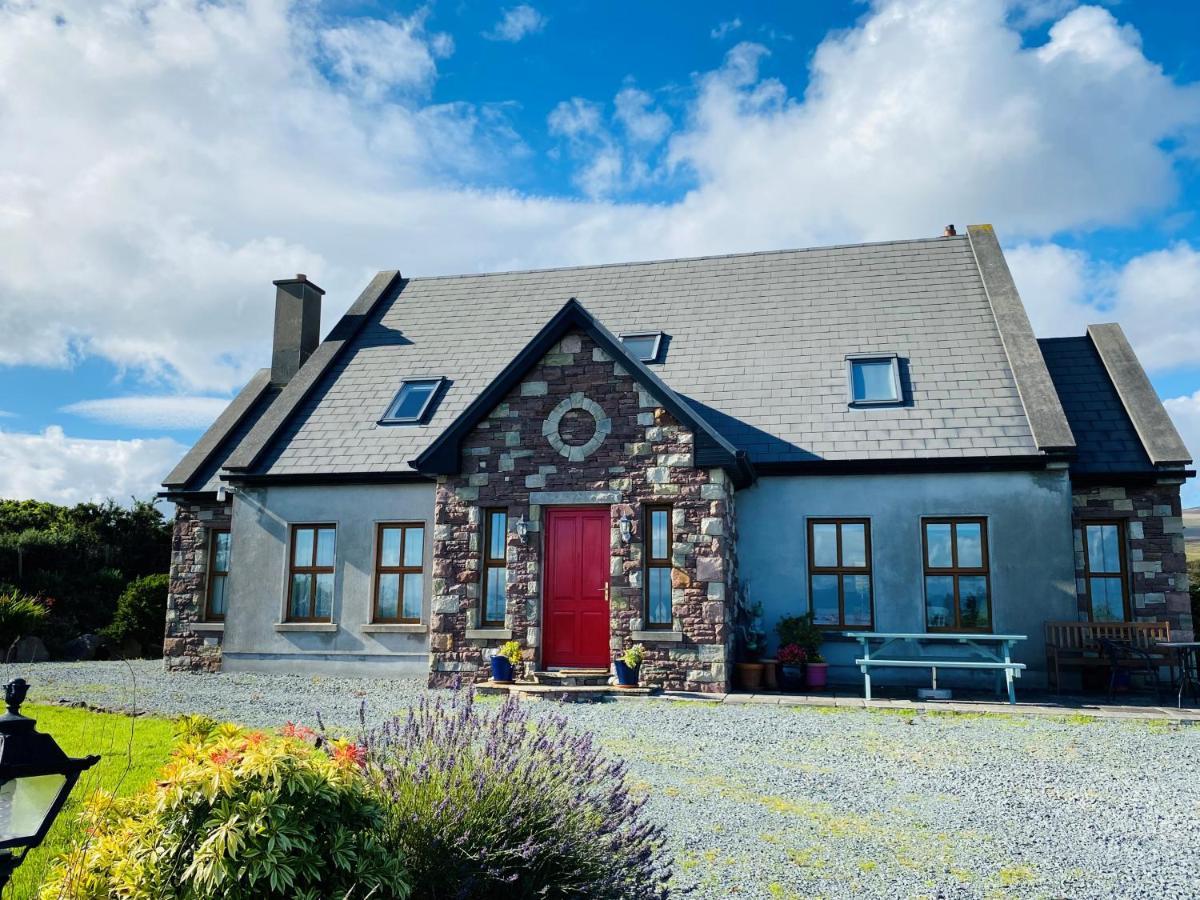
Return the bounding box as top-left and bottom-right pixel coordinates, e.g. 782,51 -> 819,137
161,226 -> 1194,692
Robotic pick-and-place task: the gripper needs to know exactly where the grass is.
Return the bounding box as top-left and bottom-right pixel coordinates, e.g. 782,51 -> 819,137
7,705 -> 176,899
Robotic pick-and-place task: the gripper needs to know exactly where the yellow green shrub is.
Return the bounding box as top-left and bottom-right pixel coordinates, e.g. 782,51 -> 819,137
41,716 -> 408,900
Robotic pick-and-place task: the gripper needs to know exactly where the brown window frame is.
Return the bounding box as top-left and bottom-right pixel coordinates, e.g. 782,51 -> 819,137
204,528 -> 230,622
286,524 -> 336,623
1081,519 -> 1131,622
481,509 -> 508,629
644,505 -> 673,629
806,518 -> 874,629
373,522 -> 425,624
922,517 -> 992,633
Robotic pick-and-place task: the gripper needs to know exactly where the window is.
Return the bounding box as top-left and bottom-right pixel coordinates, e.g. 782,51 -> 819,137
846,354 -> 901,405
374,523 -> 425,623
807,519 -> 873,628
381,377 -> 444,424
1082,521 -> 1129,622
619,332 -> 665,363
205,529 -> 231,621
644,506 -> 673,628
287,525 -> 336,621
922,518 -> 990,632
481,509 -> 508,628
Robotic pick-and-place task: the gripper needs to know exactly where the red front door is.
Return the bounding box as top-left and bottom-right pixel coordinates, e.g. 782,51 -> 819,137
543,507 -> 610,668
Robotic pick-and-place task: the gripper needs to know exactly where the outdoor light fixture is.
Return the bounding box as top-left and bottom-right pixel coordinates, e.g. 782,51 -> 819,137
618,514 -> 632,544
0,679 -> 99,888
514,515 -> 529,543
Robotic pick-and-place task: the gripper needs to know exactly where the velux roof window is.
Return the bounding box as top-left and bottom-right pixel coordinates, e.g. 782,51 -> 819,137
382,377 -> 444,424
620,332 -> 665,363
846,354 -> 901,406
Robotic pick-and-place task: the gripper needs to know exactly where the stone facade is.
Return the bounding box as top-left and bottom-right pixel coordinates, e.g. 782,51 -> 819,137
1071,481 -> 1192,640
429,329 -> 736,692
164,500 -> 230,672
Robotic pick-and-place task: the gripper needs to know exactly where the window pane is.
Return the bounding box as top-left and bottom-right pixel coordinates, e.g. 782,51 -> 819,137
841,524 -> 867,568
389,382 -> 435,421
485,567 -> 507,623
958,576 -> 989,629
811,574 -> 840,625
402,573 -> 423,620
293,528 -> 314,567
1086,525 -> 1121,575
925,576 -> 954,629
843,575 -> 871,626
650,510 -> 669,560
213,532 -> 231,573
314,573 -> 334,618
404,527 -> 424,567
622,335 -> 658,361
377,573 -> 400,620
956,522 -> 983,569
648,567 -> 672,626
315,528 -> 336,568
489,512 -> 507,560
851,359 -> 897,402
1090,577 -> 1125,621
380,528 -> 402,567
209,575 -> 227,617
290,574 -> 311,618
925,524 -> 953,568
811,524 -> 838,568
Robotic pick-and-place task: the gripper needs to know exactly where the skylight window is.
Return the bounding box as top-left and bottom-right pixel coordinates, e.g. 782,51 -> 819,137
382,378 -> 445,424
846,355 -> 901,406
620,332 -> 665,363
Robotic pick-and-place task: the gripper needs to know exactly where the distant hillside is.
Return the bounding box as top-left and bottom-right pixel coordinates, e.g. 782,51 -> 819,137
1185,507 -> 1200,562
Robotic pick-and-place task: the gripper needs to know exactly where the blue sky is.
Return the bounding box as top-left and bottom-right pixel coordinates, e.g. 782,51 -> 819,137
0,0 -> 1198,505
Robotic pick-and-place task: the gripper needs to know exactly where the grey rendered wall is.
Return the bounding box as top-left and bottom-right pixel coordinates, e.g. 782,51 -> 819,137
223,482 -> 436,676
737,469 -> 1076,689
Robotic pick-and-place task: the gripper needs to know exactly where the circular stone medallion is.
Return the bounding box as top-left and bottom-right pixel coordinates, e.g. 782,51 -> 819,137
542,392 -> 612,461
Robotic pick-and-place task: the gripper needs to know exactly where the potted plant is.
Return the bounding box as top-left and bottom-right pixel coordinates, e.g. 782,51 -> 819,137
734,599 -> 766,691
777,643 -> 807,691
490,640 -> 522,683
778,612 -> 828,690
614,644 -> 645,687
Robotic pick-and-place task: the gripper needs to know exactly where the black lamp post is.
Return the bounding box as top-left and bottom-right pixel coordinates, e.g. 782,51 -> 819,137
0,678 -> 99,888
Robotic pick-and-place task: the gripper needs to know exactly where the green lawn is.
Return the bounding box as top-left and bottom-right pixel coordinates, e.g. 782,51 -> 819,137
6,705 -> 176,899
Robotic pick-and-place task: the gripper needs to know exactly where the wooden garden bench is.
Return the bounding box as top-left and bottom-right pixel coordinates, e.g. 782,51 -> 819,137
1044,620 -> 1171,692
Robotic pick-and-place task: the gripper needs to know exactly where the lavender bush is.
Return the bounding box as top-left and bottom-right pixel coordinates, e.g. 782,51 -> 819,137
356,688 -> 672,899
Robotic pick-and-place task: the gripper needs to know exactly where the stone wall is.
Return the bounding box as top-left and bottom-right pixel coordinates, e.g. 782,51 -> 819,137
429,329 -> 736,692
164,500 -> 230,672
1071,481 -> 1192,640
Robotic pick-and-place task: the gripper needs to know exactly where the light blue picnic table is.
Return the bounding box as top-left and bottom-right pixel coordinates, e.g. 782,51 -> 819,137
842,632 -> 1028,704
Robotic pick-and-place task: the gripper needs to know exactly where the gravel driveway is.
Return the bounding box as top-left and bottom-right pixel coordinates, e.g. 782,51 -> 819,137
10,660 -> 1200,899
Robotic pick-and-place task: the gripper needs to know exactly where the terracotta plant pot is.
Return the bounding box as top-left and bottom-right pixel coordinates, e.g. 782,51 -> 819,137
759,659 -> 779,692
805,662 -> 829,690
734,662 -> 764,691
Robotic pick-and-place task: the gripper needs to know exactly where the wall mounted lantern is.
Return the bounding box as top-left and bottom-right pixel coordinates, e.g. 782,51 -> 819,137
0,679 -> 100,888
514,515 -> 529,543
618,514 -> 632,544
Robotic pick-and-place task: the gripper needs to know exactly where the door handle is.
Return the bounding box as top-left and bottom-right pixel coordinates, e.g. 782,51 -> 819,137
603,583 -> 610,602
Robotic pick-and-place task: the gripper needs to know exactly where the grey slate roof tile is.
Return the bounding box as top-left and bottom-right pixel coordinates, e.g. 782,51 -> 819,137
255,236 -> 1043,476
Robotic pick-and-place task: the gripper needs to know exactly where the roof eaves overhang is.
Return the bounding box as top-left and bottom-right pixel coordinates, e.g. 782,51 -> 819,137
967,224 -> 1077,455
411,298 -> 753,487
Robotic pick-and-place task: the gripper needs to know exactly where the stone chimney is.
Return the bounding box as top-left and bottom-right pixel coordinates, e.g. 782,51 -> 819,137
943,224 -> 957,237
270,274 -> 325,386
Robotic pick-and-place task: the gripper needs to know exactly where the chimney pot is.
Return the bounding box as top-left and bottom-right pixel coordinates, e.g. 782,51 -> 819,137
943,224 -> 957,237
270,275 -> 325,386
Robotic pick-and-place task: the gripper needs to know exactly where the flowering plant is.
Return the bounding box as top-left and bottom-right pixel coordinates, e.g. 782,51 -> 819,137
622,643 -> 646,669
777,643 -> 807,666
496,639 -> 522,665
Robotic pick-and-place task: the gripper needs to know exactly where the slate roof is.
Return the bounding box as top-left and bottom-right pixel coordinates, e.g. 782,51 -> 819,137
1039,333 -> 1190,475
247,234 -> 1045,477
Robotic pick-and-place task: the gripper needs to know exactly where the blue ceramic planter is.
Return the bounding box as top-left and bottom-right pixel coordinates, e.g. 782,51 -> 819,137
614,660 -> 639,686
490,656 -> 514,683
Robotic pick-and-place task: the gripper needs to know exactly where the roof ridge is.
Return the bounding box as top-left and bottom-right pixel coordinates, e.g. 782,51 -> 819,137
400,235 -> 968,283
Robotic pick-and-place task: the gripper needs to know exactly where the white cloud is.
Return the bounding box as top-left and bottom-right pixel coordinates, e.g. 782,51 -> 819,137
711,18 -> 742,40
1163,392 -> 1200,506
62,396 -> 230,430
483,5 -> 545,42
0,427 -> 185,505
1009,241 -> 1200,372
320,11 -> 452,101
614,88 -> 672,145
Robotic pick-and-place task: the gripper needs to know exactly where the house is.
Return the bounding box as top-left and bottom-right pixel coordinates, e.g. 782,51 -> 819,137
160,225 -> 1194,692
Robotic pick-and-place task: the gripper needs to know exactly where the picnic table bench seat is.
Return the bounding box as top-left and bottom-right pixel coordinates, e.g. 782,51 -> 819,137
844,632 -> 1027,704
